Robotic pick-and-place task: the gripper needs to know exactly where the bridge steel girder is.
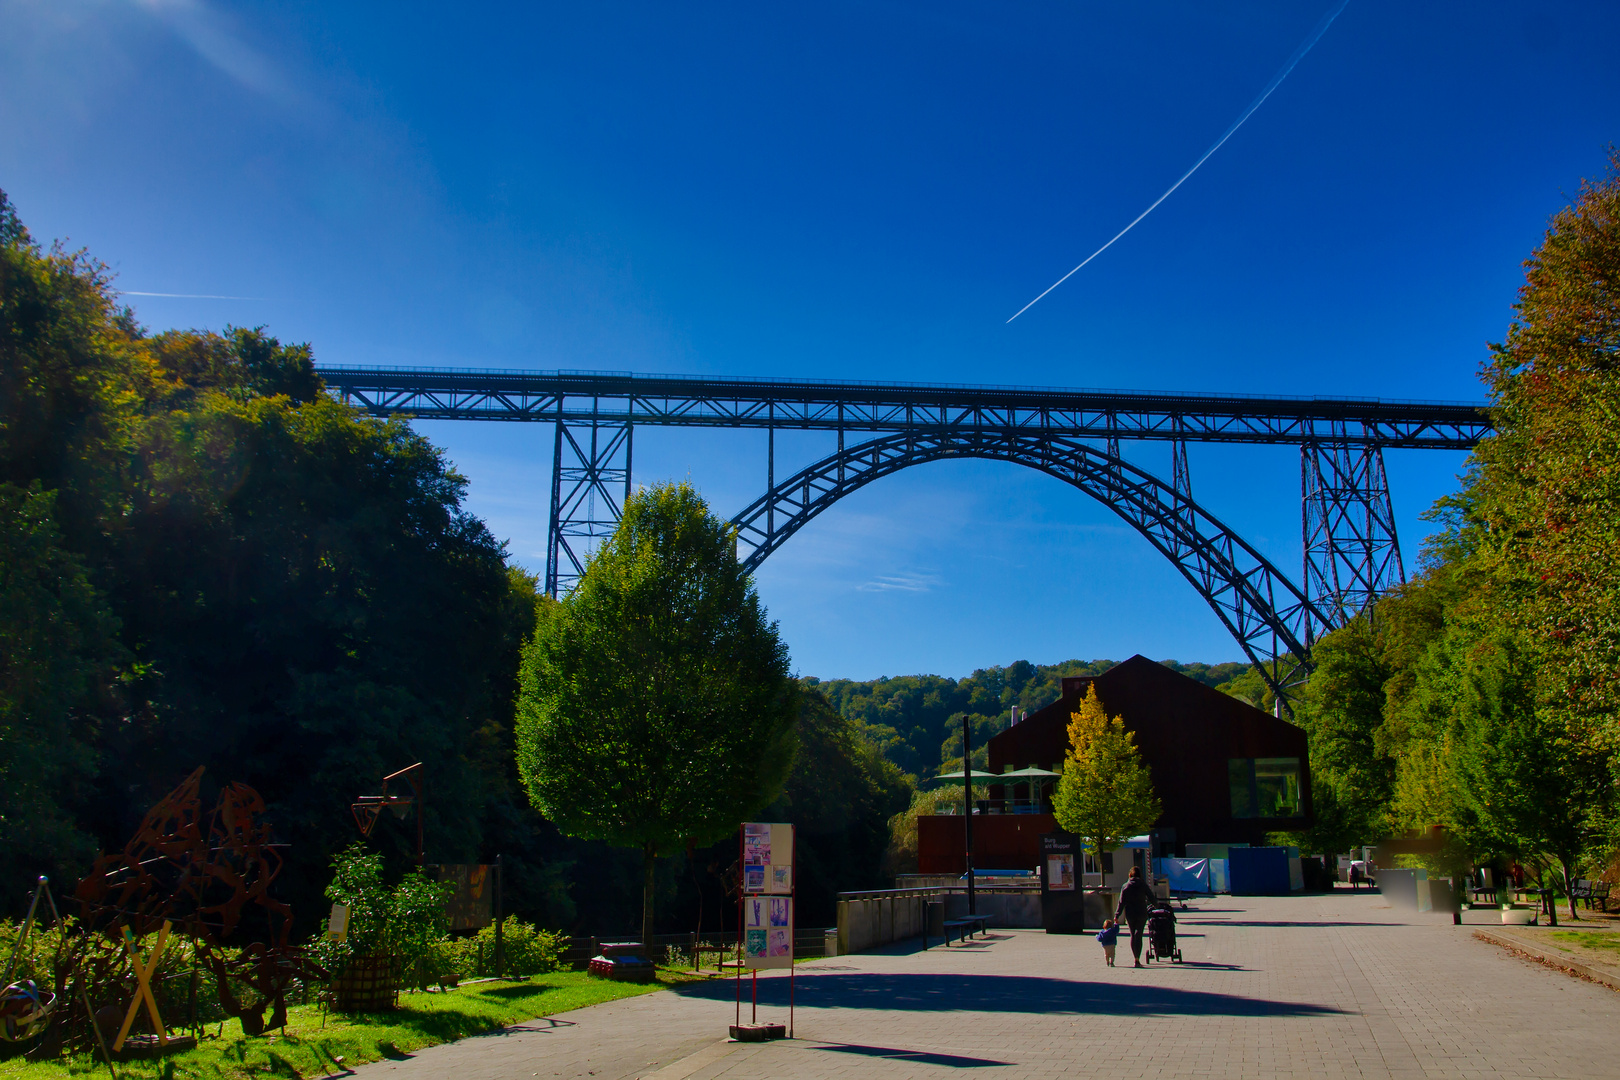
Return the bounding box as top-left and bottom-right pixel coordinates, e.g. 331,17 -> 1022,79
318,366 -> 1490,449
1301,436 -> 1405,639
730,429 -> 1329,714
546,413 -> 632,597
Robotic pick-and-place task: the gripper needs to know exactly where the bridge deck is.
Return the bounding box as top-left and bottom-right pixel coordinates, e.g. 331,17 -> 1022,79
315,365 -> 1488,448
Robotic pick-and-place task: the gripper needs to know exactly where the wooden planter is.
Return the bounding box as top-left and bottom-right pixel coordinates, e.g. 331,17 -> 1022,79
332,954 -> 403,1012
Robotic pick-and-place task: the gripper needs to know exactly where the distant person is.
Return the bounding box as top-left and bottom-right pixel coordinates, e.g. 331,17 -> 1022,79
1095,919 -> 1119,967
1350,863 -> 1362,891
1114,865 -> 1155,968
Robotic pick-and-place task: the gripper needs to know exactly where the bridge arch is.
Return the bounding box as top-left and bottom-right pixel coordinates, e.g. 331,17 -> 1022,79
730,429 -> 1329,711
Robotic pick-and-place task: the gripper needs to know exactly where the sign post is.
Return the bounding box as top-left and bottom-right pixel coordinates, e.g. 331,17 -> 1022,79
731,822 -> 794,1041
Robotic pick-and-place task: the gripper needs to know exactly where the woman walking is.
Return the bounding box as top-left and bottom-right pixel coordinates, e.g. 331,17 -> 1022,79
1114,865 -> 1155,968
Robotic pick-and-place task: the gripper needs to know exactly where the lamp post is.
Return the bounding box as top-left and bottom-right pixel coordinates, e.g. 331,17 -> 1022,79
963,714 -> 976,917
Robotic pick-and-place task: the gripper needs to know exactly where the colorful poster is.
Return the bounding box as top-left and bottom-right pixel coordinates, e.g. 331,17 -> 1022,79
743,893 -> 793,969
744,822 -> 770,866
741,822 -> 793,895
1048,854 -> 1075,892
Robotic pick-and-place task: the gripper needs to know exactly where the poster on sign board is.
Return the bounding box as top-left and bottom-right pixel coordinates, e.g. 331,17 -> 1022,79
741,822 -> 793,895
1047,854 -> 1075,891
743,894 -> 793,968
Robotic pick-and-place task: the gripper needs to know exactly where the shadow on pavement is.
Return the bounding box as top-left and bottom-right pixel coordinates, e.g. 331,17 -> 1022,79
811,1042 -> 1014,1068
1180,920 -> 1391,928
676,972 -> 1343,1017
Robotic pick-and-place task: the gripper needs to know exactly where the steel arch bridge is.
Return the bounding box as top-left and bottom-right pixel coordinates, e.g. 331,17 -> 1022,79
316,365 -> 1490,712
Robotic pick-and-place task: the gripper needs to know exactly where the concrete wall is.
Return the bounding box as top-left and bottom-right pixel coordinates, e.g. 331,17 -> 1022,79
837,889 -> 1044,954
943,891 -> 1042,928
837,893 -> 930,955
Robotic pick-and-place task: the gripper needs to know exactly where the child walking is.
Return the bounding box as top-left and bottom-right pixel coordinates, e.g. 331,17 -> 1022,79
1096,919 -> 1119,966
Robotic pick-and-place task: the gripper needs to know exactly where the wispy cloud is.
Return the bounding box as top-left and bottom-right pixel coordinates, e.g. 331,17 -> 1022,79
131,0 -> 305,108
856,573 -> 942,594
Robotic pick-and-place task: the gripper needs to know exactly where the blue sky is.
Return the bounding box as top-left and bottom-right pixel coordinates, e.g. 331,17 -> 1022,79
4,1 -> 1616,679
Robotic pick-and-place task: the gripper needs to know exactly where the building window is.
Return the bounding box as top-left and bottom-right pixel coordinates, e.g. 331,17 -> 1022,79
1228,757 -> 1303,818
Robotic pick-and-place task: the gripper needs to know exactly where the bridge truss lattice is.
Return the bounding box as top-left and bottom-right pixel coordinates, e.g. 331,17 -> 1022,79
318,367 -> 1489,712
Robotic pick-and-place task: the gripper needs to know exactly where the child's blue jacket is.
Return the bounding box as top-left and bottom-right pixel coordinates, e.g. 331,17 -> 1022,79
1095,925 -> 1119,946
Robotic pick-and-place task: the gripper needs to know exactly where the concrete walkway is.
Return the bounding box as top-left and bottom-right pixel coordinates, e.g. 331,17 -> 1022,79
355,889 -> 1620,1080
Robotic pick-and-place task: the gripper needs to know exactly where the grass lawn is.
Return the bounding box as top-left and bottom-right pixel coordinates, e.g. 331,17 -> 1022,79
0,967 -> 711,1080
1548,930 -> 1620,955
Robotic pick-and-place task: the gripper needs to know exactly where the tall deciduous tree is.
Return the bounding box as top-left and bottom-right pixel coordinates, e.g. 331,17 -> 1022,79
515,481 -> 797,944
1475,149 -> 1620,747
1051,686 -> 1161,883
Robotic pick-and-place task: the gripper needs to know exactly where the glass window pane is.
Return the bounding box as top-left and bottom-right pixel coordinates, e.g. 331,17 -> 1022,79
1228,758 -> 1256,818
1253,757 -> 1303,818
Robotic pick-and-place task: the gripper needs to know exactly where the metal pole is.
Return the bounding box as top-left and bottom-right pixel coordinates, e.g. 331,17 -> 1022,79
494,855 -> 504,978
1,876 -> 43,984
790,826 -> 796,1039
735,825 -> 743,1030
964,714 -> 976,917
38,879 -> 117,1080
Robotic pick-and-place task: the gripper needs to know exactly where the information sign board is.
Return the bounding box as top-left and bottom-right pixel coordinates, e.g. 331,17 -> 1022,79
739,822 -> 794,970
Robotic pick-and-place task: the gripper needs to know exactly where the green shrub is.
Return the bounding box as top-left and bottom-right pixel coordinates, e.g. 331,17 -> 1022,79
471,917 -> 567,976
310,843 -> 455,983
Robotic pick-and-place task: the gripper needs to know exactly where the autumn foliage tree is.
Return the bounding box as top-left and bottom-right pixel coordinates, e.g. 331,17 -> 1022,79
1052,685 -> 1161,884
1293,152 -> 1620,911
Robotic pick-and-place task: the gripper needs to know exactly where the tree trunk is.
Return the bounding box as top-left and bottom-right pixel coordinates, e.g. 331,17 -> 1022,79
1562,858 -> 1579,921
642,841 -> 657,947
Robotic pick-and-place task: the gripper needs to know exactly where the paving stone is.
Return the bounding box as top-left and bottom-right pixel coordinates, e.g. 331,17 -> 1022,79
353,889 -> 1620,1079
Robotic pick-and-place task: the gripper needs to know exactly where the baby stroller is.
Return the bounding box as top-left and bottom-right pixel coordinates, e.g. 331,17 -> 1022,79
1144,902 -> 1182,963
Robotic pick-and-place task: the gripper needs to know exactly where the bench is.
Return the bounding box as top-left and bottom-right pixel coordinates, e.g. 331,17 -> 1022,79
941,916 -> 992,946
1575,881 -> 1611,912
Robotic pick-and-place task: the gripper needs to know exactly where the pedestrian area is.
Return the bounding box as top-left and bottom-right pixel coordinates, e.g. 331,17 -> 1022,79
355,890 -> 1620,1080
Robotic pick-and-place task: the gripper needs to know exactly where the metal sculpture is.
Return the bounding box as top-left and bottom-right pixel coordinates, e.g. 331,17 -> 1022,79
73,767 -> 325,1046
351,762 -> 425,865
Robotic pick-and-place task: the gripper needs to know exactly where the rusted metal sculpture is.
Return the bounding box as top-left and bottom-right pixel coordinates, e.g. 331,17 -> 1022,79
351,762 -> 424,864
73,767 -> 326,1047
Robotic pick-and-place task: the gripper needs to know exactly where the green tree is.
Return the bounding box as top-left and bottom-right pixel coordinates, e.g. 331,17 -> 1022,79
1434,627 -> 1607,918
763,689 -> 912,924
1473,149 -> 1620,746
1051,686 -> 1161,881
0,189 -> 542,919
515,481 -> 797,944
0,483 -> 122,905
1295,615 -> 1396,845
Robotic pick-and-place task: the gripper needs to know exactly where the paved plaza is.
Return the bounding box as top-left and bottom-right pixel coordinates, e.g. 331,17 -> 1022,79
356,889 -> 1620,1080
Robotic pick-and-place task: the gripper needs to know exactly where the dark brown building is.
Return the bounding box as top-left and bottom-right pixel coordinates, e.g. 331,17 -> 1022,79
917,655 -> 1312,872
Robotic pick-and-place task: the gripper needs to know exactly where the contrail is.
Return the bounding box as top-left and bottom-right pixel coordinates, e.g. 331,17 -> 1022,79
1007,0 -> 1352,323
123,291 -> 263,300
